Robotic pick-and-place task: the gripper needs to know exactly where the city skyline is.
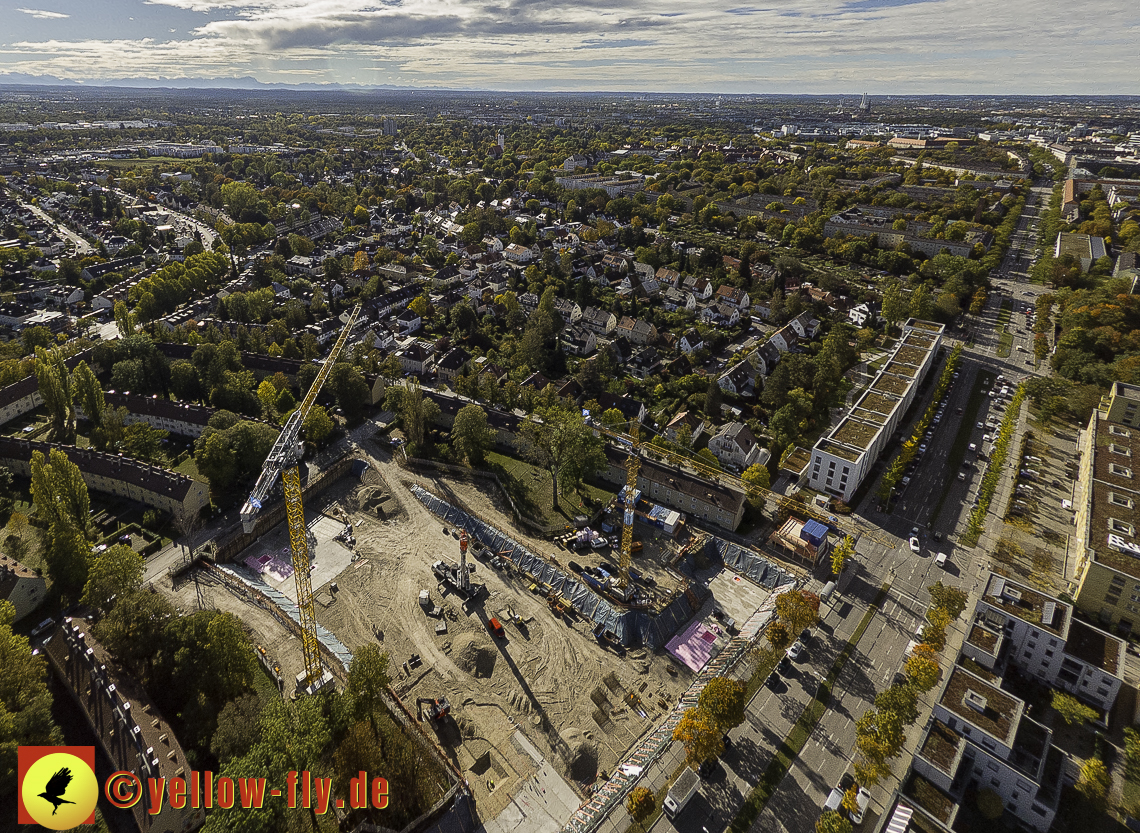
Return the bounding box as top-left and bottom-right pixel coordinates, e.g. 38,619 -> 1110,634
1,0 -> 1137,94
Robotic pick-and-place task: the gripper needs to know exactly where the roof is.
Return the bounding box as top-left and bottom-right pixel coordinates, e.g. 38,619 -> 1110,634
604,445 -> 744,515
981,573 -> 1068,636
1063,618 -> 1122,677
939,664 -> 1022,745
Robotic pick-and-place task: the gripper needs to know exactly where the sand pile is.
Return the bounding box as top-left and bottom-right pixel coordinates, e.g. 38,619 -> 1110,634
356,485 -> 391,513
454,633 -> 497,678
560,728 -> 599,782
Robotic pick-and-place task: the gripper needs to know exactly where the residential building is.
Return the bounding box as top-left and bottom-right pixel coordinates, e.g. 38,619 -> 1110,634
395,307 -> 421,336
680,329 -> 704,355
395,339 -> 435,376
615,316 -> 657,345
435,347 -> 470,386
561,323 -> 597,357
41,619 -> 206,833
806,319 -> 943,502
848,302 -> 879,327
707,422 -> 768,471
1073,382 -> 1140,632
718,362 -> 755,396
1054,232 -> 1108,272
663,411 -> 705,445
0,438 -> 208,516
0,553 -> 46,622
580,306 -> 617,336
504,243 -> 535,263
714,285 -> 750,310
628,346 -> 664,380
600,446 -> 745,531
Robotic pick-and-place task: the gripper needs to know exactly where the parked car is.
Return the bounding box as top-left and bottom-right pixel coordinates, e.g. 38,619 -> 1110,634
787,640 -> 805,661
909,536 -> 921,554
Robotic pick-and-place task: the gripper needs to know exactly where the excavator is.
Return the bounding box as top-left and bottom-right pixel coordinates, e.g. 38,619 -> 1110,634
417,696 -> 451,722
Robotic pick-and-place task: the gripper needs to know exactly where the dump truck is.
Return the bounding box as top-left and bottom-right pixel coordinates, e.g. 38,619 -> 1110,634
416,696 -> 451,722
664,767 -> 700,818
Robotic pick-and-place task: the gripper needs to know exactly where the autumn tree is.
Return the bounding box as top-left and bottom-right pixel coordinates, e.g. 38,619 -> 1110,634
875,682 -> 919,726
775,588 -> 821,635
452,404 -> 495,466
672,707 -> 724,767
399,380 -> 441,455
831,535 -> 855,576
741,463 -> 770,507
816,809 -> 852,833
904,645 -> 941,692
928,581 -> 968,621
698,677 -> 746,732
626,786 -> 655,827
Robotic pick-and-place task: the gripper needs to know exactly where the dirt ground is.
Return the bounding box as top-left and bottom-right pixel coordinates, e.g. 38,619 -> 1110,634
164,452 -> 695,821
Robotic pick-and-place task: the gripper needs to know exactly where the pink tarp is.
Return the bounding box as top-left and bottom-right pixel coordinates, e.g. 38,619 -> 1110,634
665,617 -> 725,672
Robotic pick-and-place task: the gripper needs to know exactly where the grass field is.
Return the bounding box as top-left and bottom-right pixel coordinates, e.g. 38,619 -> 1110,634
730,586 -> 888,832
994,298 -> 1014,357
174,455 -> 208,483
93,156 -> 189,170
485,451 -> 615,526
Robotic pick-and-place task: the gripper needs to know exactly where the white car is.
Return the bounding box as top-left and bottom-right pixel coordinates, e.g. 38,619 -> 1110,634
908,536 -> 921,554
787,640 -> 805,661
850,787 -> 872,824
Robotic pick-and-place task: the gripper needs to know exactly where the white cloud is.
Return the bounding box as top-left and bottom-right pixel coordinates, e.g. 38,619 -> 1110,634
4,0 -> 1138,91
16,7 -> 70,18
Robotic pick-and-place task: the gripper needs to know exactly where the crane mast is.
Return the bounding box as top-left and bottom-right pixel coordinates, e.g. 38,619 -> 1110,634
240,303 -> 361,691
617,418 -> 640,591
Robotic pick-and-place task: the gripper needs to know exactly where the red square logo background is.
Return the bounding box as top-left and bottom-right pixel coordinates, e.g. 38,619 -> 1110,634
18,746 -> 97,825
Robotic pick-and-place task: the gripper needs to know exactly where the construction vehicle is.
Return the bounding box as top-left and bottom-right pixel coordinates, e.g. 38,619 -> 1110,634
240,304 -> 362,695
487,617 -> 505,638
416,696 -> 451,722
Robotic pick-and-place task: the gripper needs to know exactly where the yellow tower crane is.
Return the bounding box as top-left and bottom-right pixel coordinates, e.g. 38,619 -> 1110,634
586,416 -> 895,585
240,303 -> 361,694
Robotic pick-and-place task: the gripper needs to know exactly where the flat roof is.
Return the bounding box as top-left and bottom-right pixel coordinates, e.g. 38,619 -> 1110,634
939,665 -> 1022,746
832,417 -> 881,451
982,573 -> 1068,636
919,720 -> 963,776
1063,618 -> 1122,677
967,624 -> 1000,654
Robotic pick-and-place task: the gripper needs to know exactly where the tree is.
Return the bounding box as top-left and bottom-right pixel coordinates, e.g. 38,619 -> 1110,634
705,378 -> 723,419
1051,691 -> 1098,726
626,786 -> 655,827
881,280 -> 907,328
303,404 -> 333,446
775,588 -> 820,635
909,282 -> 933,320
855,707 -> 906,765
29,449 -> 90,596
969,288 -> 987,316
196,430 -> 239,494
767,620 -> 791,650
741,463 -> 770,507
1076,757 -> 1110,807
816,810 -> 852,833
256,379 -> 278,422
35,346 -> 74,442
517,406 -> 607,507
170,360 -> 202,402
452,404 -> 494,466
698,677 -> 746,732
120,422 -> 168,464
904,649 -> 941,692
1125,726 -> 1140,777
399,381 -> 440,455
329,362 -> 370,423
927,581 -> 968,620
672,707 -> 724,767
113,300 -> 135,338
875,682 -> 919,726
72,360 -> 104,428
0,600 -> 64,792
81,544 -> 143,614
94,589 -> 175,678
831,535 -> 855,577
409,295 -> 430,318
210,693 -> 265,764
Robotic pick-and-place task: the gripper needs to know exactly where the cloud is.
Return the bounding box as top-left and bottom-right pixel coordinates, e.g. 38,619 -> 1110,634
2,0 -> 1137,92
16,7 -> 70,18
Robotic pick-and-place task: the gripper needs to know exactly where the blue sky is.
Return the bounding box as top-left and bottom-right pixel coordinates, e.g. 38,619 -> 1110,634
1,0 -> 1136,92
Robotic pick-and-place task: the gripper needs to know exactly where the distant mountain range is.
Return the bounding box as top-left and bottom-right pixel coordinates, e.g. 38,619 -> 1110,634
0,72 -> 457,91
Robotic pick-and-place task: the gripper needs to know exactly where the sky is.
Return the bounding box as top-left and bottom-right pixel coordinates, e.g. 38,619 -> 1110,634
0,0 -> 1136,93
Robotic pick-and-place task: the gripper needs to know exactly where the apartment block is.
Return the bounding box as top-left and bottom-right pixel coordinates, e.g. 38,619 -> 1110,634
807,319 -> 943,502
1073,382 -> 1140,632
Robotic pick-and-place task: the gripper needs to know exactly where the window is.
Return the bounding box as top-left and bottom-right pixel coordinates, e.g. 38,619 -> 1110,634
1109,518 -> 1135,536
1033,805 -> 1047,816
1045,649 -> 1054,657
1097,687 -> 1110,697
1110,425 -> 1132,438
1023,650 -> 1033,659
1110,463 -> 1133,478
1049,639 -> 1059,647
842,465 -> 850,474
1109,443 -> 1132,457
987,761 -> 999,772
1110,492 -> 1135,509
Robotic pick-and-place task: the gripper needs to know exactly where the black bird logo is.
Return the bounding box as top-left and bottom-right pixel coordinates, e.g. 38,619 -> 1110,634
39,767 -> 76,815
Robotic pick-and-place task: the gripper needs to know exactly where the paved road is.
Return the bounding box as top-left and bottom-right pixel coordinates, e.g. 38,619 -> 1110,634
17,198 -> 94,255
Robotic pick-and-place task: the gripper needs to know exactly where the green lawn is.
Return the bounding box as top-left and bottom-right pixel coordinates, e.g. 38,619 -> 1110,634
929,369 -> 995,526
730,586 -> 888,832
995,327 -> 1013,358
485,451 -> 615,527
174,455 -> 208,483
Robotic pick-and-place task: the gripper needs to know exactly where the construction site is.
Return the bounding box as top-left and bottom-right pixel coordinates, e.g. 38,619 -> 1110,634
169,440 -> 800,829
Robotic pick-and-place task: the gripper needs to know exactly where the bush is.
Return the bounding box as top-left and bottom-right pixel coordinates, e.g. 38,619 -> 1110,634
142,509 -> 165,530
